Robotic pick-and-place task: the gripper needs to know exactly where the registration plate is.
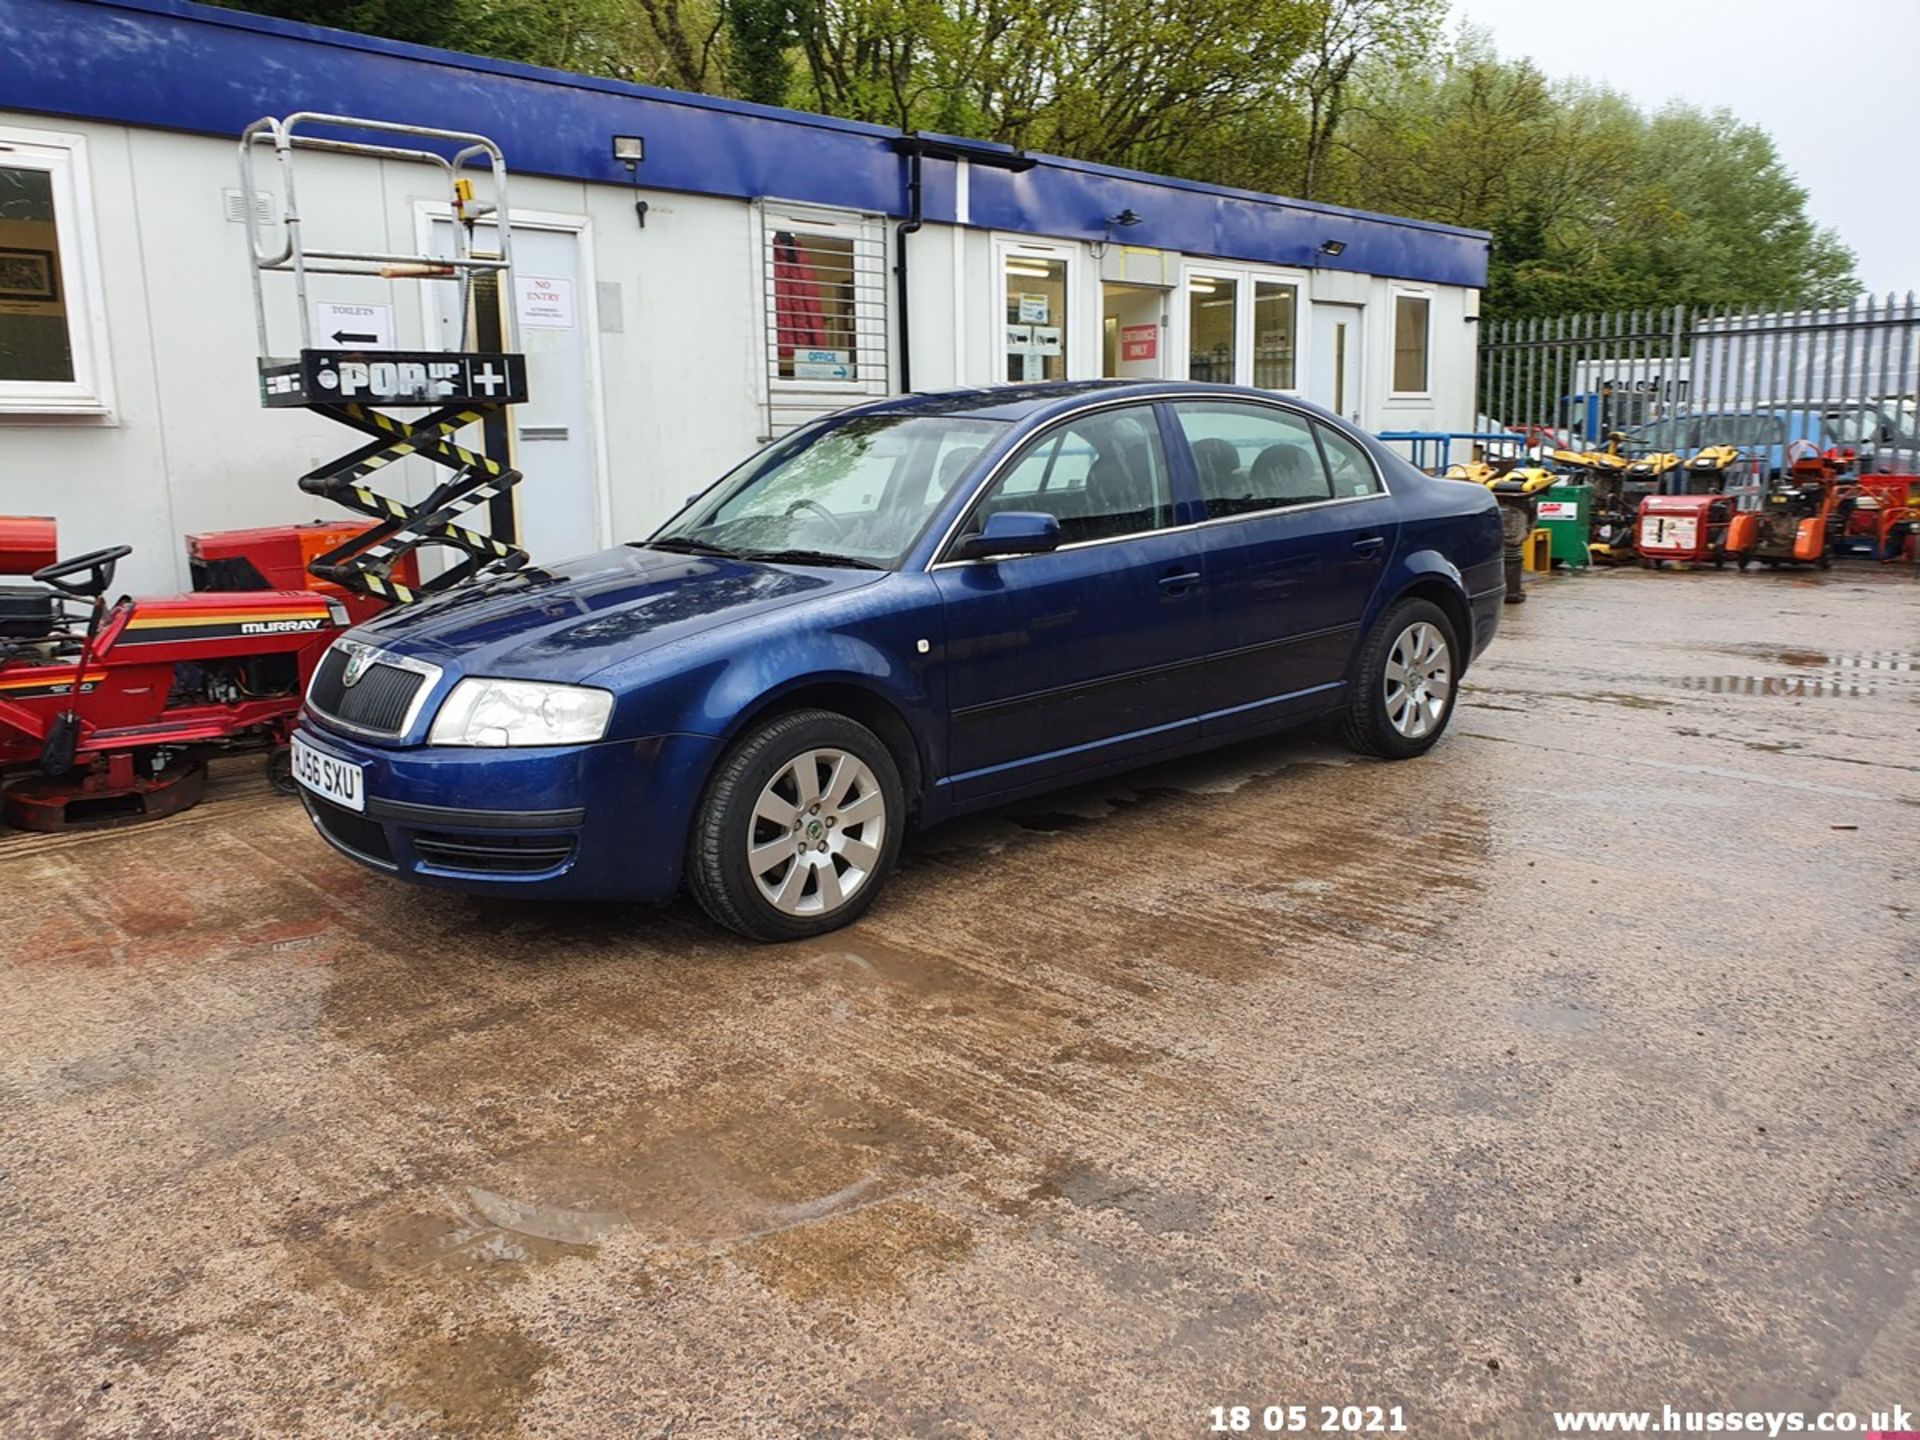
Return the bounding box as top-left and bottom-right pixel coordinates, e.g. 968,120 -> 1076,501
291,733 -> 365,812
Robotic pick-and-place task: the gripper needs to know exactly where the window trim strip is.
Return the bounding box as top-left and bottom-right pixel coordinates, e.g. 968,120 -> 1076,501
922,389 -> 1388,570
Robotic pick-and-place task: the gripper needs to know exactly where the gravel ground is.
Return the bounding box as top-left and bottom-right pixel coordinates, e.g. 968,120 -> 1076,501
1,563 -> 1915,1439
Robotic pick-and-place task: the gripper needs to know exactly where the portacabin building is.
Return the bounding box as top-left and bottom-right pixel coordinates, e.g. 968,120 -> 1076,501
0,0 -> 1491,591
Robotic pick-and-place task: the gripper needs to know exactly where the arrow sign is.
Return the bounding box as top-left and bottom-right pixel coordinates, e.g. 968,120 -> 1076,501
311,300 -> 395,351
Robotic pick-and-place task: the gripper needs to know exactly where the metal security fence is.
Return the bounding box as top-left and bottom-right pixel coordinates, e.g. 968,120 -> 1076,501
1476,295 -> 1920,474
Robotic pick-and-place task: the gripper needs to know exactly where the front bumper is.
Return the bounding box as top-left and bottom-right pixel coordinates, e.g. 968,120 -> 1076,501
292,722 -> 721,902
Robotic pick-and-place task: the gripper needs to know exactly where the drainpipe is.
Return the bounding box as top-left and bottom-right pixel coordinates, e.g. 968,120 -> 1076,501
895,146 -> 924,394
889,134 -> 1037,397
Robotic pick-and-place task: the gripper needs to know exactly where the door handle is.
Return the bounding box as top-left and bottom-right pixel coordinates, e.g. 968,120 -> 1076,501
1351,534 -> 1386,555
1158,567 -> 1202,594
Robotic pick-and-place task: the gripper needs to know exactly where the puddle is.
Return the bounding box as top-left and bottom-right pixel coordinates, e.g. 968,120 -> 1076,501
1020,1158 -> 1214,1236
1676,675 -> 1874,698
466,1188 -> 628,1247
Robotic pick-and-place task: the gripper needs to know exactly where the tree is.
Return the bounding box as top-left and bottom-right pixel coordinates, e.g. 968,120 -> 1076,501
723,0 -> 797,105
1292,0 -> 1441,200
209,0 -> 1860,319
1332,37 -> 1858,318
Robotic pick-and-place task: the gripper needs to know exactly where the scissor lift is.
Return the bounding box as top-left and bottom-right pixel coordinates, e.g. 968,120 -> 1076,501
239,112 -> 533,602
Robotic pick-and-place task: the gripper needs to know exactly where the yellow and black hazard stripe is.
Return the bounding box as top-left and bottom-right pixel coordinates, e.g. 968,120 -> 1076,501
292,397 -> 533,606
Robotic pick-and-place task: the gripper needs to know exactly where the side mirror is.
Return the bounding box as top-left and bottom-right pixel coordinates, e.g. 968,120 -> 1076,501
963,510 -> 1062,559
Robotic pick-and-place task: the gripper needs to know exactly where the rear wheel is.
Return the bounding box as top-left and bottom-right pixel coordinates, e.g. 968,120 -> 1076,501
686,708 -> 904,942
1339,598 -> 1459,760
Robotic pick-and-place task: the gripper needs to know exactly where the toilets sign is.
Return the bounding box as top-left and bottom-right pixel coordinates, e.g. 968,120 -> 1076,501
310,300 -> 396,350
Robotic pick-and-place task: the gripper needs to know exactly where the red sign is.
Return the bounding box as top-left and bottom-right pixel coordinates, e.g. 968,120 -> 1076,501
1120,323 -> 1158,362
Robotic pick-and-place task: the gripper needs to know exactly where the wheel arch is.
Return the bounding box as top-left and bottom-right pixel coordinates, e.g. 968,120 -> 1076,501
1374,554 -> 1475,674
717,676 -> 929,822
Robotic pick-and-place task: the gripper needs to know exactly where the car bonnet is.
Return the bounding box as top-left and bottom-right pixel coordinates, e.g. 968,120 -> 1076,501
348,545 -> 883,682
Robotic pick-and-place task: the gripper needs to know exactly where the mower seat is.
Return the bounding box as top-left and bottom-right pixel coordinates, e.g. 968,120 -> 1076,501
0,583 -> 56,640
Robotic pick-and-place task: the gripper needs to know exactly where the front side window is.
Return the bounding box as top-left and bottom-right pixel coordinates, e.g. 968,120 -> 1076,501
0,129 -> 108,413
1392,293 -> 1431,394
1003,252 -> 1068,382
654,413 -> 1008,568
958,405 -> 1172,549
1172,401 -> 1333,518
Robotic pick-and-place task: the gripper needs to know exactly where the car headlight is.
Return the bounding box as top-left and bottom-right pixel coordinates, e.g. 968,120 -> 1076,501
427,678 -> 614,747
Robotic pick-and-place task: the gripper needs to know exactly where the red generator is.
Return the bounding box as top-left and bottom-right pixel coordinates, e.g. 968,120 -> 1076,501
1635,493 -> 1738,568
0,519 -> 413,831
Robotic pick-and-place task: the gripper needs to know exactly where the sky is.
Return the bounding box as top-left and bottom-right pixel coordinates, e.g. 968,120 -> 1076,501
1449,0 -> 1917,296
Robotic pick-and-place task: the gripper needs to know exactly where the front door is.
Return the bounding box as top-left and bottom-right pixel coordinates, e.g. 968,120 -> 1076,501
1102,283 -> 1164,379
1310,302 -> 1364,423
933,403 -> 1207,800
426,219 -> 603,564
1164,398 -> 1396,735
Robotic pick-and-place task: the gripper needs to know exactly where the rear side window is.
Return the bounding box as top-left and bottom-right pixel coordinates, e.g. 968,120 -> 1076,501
958,405 -> 1173,548
1171,401 -> 1333,518
1314,422 -> 1381,497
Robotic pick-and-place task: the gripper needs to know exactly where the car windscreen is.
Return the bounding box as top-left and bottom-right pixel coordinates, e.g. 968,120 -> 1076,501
650,413 -> 1010,568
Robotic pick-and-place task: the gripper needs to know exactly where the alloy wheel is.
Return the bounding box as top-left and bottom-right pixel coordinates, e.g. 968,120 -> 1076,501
747,748 -> 887,916
1384,621 -> 1452,739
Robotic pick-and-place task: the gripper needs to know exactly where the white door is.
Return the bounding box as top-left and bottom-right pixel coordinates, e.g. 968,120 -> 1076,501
427,220 -> 603,563
1310,303 -> 1364,424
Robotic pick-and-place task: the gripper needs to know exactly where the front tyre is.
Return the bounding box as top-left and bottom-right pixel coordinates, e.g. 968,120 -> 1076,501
1339,598 -> 1460,760
687,708 -> 904,942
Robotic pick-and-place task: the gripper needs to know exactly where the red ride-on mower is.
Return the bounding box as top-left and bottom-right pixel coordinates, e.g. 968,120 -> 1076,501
0,114 -> 537,833
0,517 -> 406,831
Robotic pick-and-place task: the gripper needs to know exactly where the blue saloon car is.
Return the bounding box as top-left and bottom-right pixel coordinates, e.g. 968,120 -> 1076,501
290,382 -> 1504,940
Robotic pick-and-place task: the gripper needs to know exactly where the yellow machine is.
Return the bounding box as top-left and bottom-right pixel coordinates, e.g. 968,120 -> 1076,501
1680,444 -> 1745,493
1548,430 -> 1633,479
1625,451 -> 1684,485
1444,458 -> 1557,601
1443,459 -> 1559,494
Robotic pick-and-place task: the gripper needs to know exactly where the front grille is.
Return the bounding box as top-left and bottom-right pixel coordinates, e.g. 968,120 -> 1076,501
304,795 -> 396,867
412,831 -> 575,875
308,645 -> 426,735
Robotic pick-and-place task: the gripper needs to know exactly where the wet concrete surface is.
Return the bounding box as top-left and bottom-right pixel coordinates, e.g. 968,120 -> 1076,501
1,564 -> 1916,1438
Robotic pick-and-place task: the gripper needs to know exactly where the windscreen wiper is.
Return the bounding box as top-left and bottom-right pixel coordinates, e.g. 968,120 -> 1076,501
738,548 -> 884,570
641,536 -> 740,556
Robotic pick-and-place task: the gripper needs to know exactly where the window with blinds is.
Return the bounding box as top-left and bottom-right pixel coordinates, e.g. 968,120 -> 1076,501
757,200 -> 890,436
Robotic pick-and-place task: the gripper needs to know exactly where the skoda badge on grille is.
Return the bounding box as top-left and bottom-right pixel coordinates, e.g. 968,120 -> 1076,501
342,648 -> 371,688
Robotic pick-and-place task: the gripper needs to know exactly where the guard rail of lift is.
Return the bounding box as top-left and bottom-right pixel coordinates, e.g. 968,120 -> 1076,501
238,112 -> 532,603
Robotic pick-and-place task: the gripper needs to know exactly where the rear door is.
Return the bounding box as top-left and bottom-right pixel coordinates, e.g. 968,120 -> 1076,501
932,403 -> 1208,800
1166,399 -> 1398,737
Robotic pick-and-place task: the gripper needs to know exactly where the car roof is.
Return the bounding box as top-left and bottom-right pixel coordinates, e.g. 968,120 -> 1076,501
838,380 -> 1342,425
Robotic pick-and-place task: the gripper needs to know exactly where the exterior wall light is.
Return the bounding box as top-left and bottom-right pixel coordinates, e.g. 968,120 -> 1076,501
1319,239 -> 1347,257
611,135 -> 648,226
